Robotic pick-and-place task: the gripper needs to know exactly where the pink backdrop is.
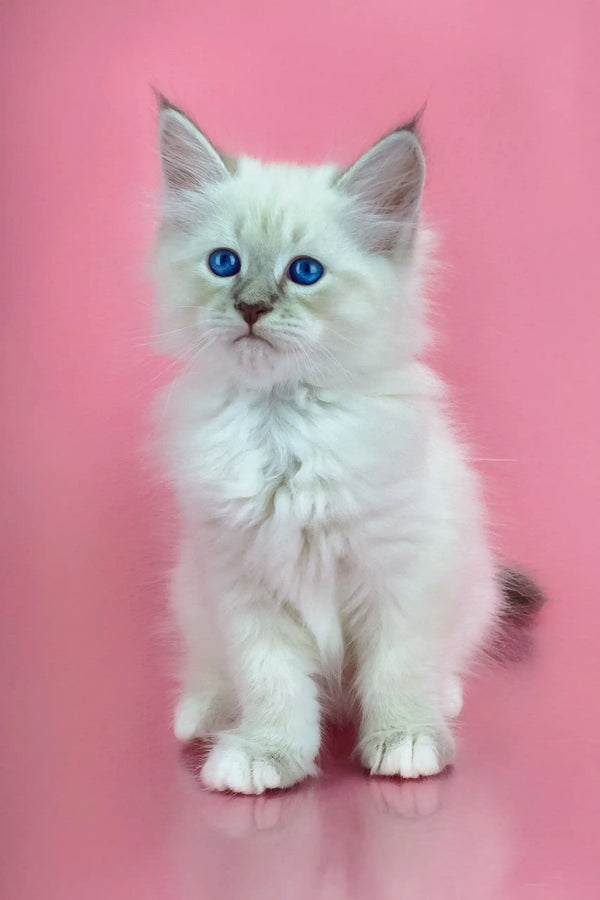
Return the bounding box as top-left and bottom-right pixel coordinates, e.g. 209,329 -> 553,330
2,1 -> 599,898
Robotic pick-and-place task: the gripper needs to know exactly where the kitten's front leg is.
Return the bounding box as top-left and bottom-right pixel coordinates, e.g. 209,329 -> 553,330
354,598 -> 456,779
201,601 -> 321,795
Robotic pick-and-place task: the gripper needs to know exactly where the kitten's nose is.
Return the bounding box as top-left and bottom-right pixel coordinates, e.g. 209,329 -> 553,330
235,301 -> 270,328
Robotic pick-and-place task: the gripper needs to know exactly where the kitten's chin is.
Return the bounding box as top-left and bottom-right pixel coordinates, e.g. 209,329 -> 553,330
233,333 -> 278,351
231,332 -> 281,360
227,332 -> 292,386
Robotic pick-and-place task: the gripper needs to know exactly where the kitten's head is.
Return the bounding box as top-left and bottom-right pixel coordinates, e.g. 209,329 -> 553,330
154,97 -> 430,389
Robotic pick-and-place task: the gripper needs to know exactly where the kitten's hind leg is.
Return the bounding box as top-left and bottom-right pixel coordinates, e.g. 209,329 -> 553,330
442,675 -> 463,719
171,536 -> 235,742
174,676 -> 236,742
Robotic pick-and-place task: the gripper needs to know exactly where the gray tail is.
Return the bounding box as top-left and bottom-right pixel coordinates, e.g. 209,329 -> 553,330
489,566 -> 547,662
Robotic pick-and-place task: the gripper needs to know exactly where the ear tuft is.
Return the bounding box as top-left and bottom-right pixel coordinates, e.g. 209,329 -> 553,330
391,102 -> 427,139
337,123 -> 426,254
157,96 -> 231,193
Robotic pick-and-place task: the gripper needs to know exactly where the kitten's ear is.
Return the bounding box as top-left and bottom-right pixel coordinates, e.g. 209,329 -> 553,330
157,95 -> 233,193
337,124 -> 425,253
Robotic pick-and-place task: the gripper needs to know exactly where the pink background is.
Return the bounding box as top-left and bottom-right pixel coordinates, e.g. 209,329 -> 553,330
2,1 -> 599,897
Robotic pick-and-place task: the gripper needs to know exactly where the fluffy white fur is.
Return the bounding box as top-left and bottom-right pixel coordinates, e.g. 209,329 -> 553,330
153,100 -> 501,794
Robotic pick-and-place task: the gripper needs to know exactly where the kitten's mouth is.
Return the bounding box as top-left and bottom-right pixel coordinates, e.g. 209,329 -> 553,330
233,331 -> 276,350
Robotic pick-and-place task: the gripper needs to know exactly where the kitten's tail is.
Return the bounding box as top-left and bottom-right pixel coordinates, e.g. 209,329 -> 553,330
489,565 -> 547,662
498,565 -> 546,625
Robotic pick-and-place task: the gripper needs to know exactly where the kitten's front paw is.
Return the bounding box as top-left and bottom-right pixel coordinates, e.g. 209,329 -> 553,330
360,726 -> 455,779
200,735 -> 316,795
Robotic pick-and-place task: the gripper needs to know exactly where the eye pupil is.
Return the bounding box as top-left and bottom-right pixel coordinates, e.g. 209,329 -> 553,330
288,257 -> 324,285
208,248 -> 241,277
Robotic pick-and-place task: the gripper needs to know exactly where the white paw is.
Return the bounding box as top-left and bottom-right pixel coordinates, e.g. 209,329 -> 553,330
361,727 -> 455,779
200,737 -> 315,795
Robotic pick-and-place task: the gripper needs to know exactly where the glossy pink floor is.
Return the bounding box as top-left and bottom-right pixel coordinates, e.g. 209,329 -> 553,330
2,1 -> 600,897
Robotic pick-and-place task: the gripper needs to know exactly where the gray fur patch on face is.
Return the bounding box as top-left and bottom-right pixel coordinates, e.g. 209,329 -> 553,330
231,273 -> 283,311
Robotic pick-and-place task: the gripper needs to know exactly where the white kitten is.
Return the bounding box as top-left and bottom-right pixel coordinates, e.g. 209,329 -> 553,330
152,98 -> 537,794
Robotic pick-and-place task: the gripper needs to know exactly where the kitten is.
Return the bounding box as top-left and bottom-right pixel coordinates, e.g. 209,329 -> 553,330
153,97 -> 540,794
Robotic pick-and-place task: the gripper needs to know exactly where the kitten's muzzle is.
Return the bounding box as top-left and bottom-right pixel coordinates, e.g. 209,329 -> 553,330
234,301 -> 271,328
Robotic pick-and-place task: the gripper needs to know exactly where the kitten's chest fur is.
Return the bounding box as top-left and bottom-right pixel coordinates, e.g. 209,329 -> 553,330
171,374 -> 430,663
173,375 -> 427,547
194,384 -> 372,533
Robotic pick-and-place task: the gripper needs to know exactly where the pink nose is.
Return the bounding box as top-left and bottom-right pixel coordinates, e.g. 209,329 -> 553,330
235,301 -> 270,328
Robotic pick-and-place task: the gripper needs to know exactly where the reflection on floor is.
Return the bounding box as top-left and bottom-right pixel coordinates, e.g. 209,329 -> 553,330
7,613 -> 600,900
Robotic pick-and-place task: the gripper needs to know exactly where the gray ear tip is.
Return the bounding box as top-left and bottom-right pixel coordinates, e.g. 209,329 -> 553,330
387,102 -> 427,145
152,88 -> 173,112
154,91 -> 194,129
403,102 -> 427,136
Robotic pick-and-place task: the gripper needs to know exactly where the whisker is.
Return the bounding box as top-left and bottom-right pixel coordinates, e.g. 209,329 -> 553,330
312,343 -> 352,381
322,325 -> 360,348
135,323 -> 202,348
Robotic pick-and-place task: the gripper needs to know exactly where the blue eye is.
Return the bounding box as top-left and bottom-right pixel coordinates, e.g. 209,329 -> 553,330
288,257 -> 324,286
208,248 -> 241,277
